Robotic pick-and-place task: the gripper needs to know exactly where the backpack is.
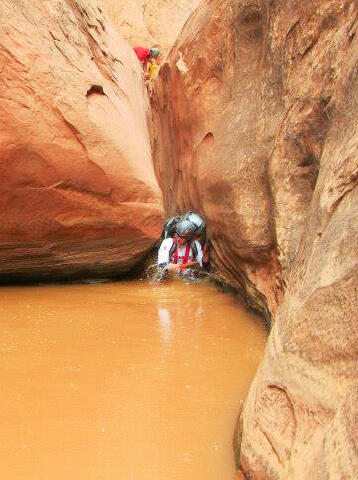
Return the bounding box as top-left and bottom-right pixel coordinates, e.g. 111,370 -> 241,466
161,216 -> 180,241
161,212 -> 205,262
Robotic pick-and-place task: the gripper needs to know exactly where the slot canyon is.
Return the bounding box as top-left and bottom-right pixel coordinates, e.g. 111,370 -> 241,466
0,1 -> 357,479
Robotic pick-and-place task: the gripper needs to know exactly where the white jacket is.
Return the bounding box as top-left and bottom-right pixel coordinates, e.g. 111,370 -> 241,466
157,238 -> 203,267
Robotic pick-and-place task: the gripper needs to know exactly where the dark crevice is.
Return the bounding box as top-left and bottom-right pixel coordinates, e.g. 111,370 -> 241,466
86,84 -> 105,96
203,132 -> 214,144
299,153 -> 319,168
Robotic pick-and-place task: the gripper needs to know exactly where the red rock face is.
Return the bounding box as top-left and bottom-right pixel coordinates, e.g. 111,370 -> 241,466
0,0 -> 163,280
151,0 -> 358,478
151,0 -> 286,318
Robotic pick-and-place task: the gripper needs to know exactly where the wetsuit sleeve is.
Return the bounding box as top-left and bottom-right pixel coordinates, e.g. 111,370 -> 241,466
157,239 -> 172,265
195,240 -> 203,267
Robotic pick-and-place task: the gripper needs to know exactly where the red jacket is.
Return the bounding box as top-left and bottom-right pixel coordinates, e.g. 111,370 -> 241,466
133,46 -> 151,62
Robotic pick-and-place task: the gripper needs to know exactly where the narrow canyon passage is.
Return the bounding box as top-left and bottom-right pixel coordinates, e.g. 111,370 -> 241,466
0,280 -> 267,480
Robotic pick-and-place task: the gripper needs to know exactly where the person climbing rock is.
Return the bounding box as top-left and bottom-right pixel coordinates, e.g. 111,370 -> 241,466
133,46 -> 160,66
145,57 -> 160,86
157,219 -> 203,276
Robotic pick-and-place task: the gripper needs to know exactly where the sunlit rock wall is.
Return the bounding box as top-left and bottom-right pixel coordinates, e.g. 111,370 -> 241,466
0,0 -> 163,281
151,0 -> 358,478
98,0 -> 200,56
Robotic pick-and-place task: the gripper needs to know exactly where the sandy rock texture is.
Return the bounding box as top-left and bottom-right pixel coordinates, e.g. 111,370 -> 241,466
0,0 -> 163,281
151,0 -> 358,478
98,0 -> 200,56
151,0 -> 286,318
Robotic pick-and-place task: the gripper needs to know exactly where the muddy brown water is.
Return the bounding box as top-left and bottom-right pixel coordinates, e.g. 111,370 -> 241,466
0,279 -> 267,480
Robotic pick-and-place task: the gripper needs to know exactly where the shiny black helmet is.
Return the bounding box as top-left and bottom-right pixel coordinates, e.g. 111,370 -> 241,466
175,219 -> 197,239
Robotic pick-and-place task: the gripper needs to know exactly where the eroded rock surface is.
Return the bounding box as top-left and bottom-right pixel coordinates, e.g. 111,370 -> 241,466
151,0 -> 286,318
0,0 -> 163,281
151,0 -> 358,478
98,0 -> 200,56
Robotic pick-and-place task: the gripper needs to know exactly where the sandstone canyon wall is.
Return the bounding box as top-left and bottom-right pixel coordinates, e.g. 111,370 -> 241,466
98,0 -> 200,56
151,0 -> 358,478
0,0 -> 163,281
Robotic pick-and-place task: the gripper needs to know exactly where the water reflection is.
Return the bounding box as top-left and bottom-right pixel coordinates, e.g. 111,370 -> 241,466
157,307 -> 172,344
156,287 -> 205,348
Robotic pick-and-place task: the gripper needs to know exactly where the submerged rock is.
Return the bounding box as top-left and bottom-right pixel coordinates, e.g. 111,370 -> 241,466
151,0 -> 358,478
0,0 -> 163,281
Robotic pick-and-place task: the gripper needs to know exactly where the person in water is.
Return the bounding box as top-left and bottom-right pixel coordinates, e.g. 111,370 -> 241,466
160,212 -> 209,266
157,219 -> 203,275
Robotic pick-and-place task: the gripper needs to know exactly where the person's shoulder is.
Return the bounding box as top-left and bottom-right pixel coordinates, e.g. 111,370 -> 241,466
160,238 -> 174,249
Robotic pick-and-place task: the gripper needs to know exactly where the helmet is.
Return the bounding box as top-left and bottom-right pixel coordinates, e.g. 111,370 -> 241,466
150,47 -> 160,58
182,212 -> 206,236
175,219 -> 197,239
186,213 -> 205,231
